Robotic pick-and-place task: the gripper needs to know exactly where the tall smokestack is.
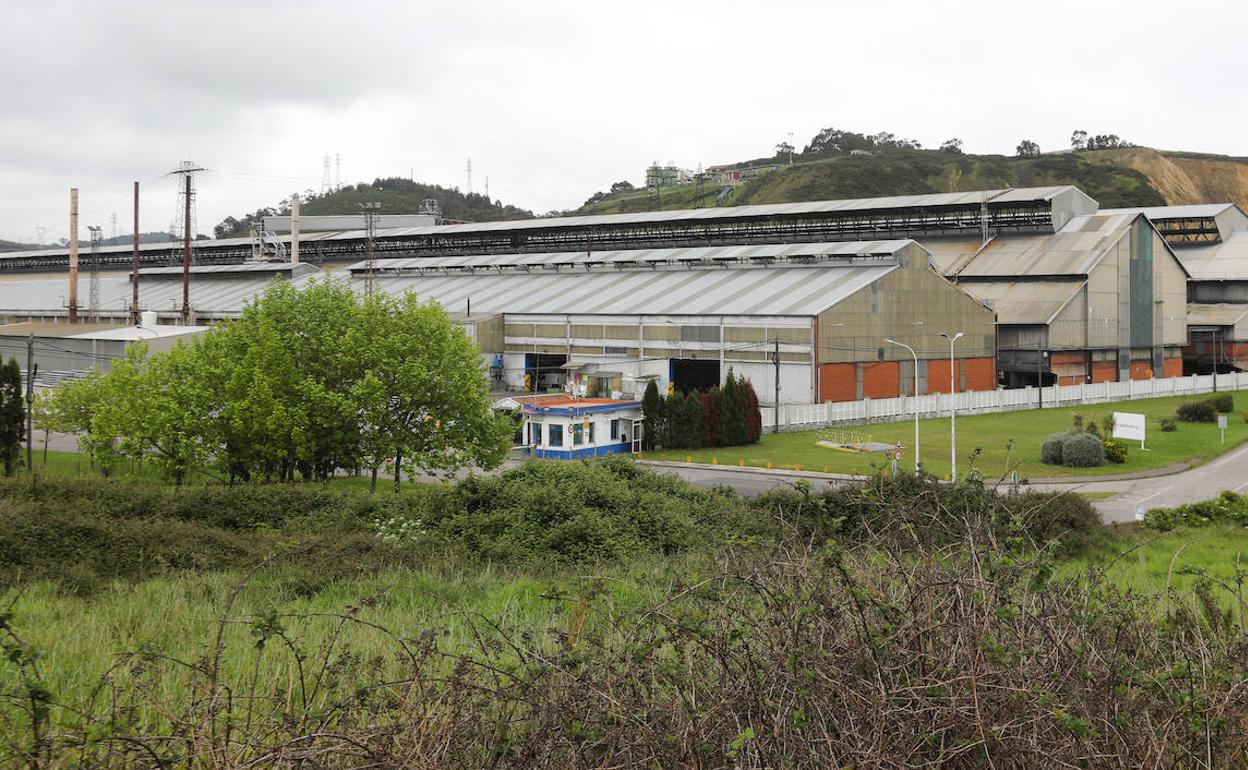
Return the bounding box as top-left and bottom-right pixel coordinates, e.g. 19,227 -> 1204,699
131,181 -> 140,324
68,187 -> 79,323
290,192 -> 300,264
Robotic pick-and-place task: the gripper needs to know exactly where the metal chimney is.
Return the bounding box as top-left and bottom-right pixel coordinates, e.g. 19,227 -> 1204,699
68,188 -> 79,322
290,192 -> 300,264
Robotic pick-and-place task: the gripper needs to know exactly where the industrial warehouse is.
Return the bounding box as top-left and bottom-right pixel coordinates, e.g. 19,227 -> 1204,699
0,185 -> 1247,408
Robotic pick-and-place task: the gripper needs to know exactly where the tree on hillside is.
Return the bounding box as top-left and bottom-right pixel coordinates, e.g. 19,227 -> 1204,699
939,138 -> 964,154
1086,134 -> 1132,150
0,359 -> 23,475
609,181 -> 635,194
1070,130 -> 1088,150
1016,139 -> 1041,157
802,127 -> 921,158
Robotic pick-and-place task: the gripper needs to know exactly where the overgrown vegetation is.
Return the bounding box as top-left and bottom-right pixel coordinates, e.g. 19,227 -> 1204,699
1144,489 -> 1248,531
6,466 -> 1248,767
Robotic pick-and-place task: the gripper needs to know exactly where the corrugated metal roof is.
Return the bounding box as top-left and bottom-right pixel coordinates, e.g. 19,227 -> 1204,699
1187,303 -> 1248,326
0,250 -> 904,319
0,186 -> 1086,262
138,262 -> 321,277
925,213 -> 1140,278
1177,231 -> 1248,280
352,240 -> 914,273
952,280 -> 1085,324
372,262 -> 896,316
1100,204 -> 1238,219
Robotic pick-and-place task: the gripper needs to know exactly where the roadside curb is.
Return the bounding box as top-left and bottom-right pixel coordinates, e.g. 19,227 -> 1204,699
639,457 -> 1198,486
636,459 -> 865,483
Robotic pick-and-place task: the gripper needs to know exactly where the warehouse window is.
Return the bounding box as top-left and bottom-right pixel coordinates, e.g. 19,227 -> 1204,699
871,283 -> 880,313
610,419 -> 620,440
877,348 -> 885,361
681,325 -> 721,342
572,424 -> 584,446
548,424 -> 563,447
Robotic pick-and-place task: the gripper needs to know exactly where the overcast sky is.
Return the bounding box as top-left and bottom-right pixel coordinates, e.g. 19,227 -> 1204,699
2,0 -> 1245,244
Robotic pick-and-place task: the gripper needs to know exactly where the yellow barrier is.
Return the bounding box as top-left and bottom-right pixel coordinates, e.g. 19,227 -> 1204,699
794,464 -> 801,471
711,457 -> 718,465
738,459 -> 744,467
767,461 -> 773,469
686,454 -> 692,463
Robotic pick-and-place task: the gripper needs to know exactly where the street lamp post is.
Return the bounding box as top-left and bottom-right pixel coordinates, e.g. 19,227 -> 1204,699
884,338 -> 920,472
940,332 -> 964,481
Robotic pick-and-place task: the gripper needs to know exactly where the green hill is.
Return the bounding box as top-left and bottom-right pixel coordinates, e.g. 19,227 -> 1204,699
214,177 -> 534,238
575,147 -> 1168,216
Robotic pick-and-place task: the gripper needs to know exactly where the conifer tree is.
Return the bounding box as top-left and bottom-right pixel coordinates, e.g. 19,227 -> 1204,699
0,358 -> 25,475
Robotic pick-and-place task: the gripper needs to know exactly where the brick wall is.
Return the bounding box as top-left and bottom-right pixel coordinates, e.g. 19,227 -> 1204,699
1129,360 -> 1154,380
818,363 -> 856,402
964,357 -> 996,391
1162,356 -> 1183,378
861,361 -> 900,399
1091,361 -> 1117,383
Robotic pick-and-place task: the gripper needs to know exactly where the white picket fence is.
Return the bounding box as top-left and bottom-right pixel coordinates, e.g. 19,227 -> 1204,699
762,372 -> 1248,432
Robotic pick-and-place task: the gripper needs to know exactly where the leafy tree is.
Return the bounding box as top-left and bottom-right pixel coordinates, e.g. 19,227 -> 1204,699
31,388 -> 56,464
1070,130 -> 1088,150
718,372 -> 747,447
939,138 -> 964,154
742,378 -> 763,443
699,388 -> 721,447
609,181 -> 635,194
0,359 -> 23,475
641,379 -> 663,450
1015,139 -> 1040,157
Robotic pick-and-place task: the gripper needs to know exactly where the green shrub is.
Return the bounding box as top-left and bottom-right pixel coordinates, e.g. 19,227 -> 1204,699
1206,393 -> 1234,413
1099,414 -> 1116,435
1159,418 -> 1177,432
1061,432 -> 1105,467
1040,432 -> 1068,465
1071,413 -> 1084,430
1143,490 -> 1248,531
1085,421 -> 1101,439
1176,401 -> 1217,423
1102,438 -> 1127,464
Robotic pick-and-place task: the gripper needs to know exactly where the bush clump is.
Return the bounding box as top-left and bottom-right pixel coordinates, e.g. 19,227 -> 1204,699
1061,432 -> 1106,467
1160,417 -> 1177,432
1102,438 -> 1127,464
1176,400 -> 1217,423
1040,432 -> 1068,465
1143,490 -> 1248,531
1206,393 -> 1234,413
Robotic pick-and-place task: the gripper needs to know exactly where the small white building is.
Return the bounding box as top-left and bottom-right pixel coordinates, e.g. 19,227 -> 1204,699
520,397 -> 643,460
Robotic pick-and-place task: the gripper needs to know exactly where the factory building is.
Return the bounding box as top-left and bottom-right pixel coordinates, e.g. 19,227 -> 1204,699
924,211 -> 1189,386
1102,204 -> 1248,372
352,241 -> 997,404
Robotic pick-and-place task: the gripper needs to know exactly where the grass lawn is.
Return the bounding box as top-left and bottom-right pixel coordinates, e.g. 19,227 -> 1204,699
646,393 -> 1248,480
0,559 -> 675,725
1063,524 -> 1248,604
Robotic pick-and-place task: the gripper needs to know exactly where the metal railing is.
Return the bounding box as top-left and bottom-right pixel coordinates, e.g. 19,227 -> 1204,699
763,372 -> 1248,432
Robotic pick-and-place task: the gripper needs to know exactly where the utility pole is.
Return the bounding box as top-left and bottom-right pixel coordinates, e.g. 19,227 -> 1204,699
87,225 -> 102,321
68,188 -> 79,323
772,338 -> 781,434
172,161 -> 204,323
25,334 -> 34,473
360,202 -> 381,296
131,181 -> 140,324
941,332 -> 964,481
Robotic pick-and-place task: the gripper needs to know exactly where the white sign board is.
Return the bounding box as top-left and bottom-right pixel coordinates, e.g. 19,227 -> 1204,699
1219,415 -> 1228,430
1113,412 -> 1146,446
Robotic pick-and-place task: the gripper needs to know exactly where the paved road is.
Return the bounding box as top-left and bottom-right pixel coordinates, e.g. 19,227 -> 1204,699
41,429 -> 1248,525
645,441 -> 1248,525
